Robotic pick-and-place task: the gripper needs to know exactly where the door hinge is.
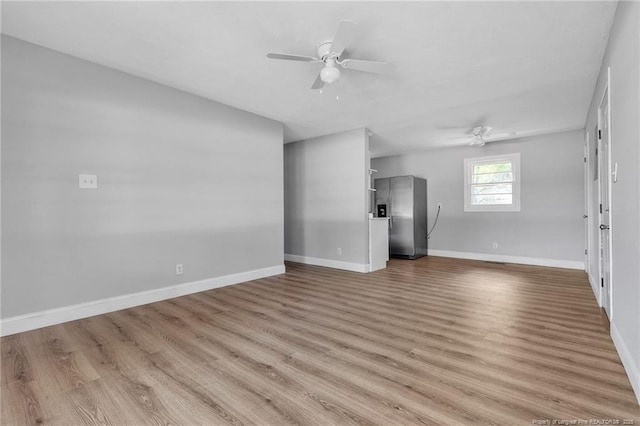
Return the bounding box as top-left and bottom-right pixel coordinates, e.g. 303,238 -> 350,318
601,278 -> 604,288
585,249 -> 588,255
600,204 -> 603,214
596,148 -> 598,156
584,157 -> 587,163
598,129 -> 602,139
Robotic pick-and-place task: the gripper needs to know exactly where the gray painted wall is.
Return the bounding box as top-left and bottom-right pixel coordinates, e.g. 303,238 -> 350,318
1,36 -> 284,318
284,129 -> 369,266
585,0 -> 640,394
372,130 -> 585,262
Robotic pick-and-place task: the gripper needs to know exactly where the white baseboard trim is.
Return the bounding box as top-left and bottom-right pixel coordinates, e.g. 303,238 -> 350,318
0,264 -> 286,337
428,249 -> 585,270
284,254 -> 369,273
611,321 -> 640,405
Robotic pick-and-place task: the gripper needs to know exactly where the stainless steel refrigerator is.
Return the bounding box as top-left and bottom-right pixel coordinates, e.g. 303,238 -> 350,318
374,176 -> 427,259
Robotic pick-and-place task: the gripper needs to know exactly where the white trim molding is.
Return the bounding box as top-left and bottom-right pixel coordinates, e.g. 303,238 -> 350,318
611,322 -> 640,405
0,265 -> 285,337
428,249 -> 585,270
284,254 -> 370,273
464,152 -> 521,213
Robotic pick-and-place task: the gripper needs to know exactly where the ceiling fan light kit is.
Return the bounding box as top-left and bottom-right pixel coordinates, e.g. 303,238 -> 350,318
266,20 -> 390,90
320,59 -> 340,84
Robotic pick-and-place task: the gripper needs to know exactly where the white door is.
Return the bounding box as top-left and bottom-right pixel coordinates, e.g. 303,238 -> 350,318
583,134 -> 589,272
598,87 -> 612,318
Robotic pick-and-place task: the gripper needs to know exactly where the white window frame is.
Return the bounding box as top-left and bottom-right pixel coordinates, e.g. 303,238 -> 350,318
464,153 -> 521,212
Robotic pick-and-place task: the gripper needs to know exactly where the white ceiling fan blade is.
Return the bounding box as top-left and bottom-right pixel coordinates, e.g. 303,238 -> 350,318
340,59 -> 390,74
486,131 -> 517,139
267,53 -> 319,62
444,135 -> 473,141
310,73 -> 324,90
439,126 -> 474,132
331,20 -> 357,57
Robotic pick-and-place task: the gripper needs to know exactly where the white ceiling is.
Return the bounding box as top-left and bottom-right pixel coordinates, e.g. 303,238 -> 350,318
2,1 -> 617,157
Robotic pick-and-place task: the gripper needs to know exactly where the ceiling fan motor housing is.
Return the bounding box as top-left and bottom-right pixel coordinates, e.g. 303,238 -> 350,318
317,42 -> 334,60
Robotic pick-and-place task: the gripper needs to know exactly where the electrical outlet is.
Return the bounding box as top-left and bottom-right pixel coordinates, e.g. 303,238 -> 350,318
437,202 -> 442,209
492,242 -> 498,249
79,174 -> 98,189
337,248 -> 342,255
176,264 -> 183,275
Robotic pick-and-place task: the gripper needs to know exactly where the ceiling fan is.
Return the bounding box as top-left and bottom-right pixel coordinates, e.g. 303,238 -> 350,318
447,126 -> 515,147
266,20 -> 390,90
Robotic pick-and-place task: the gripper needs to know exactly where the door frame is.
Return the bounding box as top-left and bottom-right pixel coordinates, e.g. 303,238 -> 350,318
597,68 -> 613,319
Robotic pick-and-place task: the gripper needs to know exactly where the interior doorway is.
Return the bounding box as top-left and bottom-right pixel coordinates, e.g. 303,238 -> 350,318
583,133 -> 590,273
597,81 -> 612,319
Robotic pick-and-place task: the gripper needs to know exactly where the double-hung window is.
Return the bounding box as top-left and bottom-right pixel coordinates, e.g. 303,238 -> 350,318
464,153 -> 520,212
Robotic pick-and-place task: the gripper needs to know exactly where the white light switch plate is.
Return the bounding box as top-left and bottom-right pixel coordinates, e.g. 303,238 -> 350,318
79,174 -> 98,189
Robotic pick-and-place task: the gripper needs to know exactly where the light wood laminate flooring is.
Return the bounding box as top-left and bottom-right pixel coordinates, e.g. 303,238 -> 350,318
2,257 -> 639,425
